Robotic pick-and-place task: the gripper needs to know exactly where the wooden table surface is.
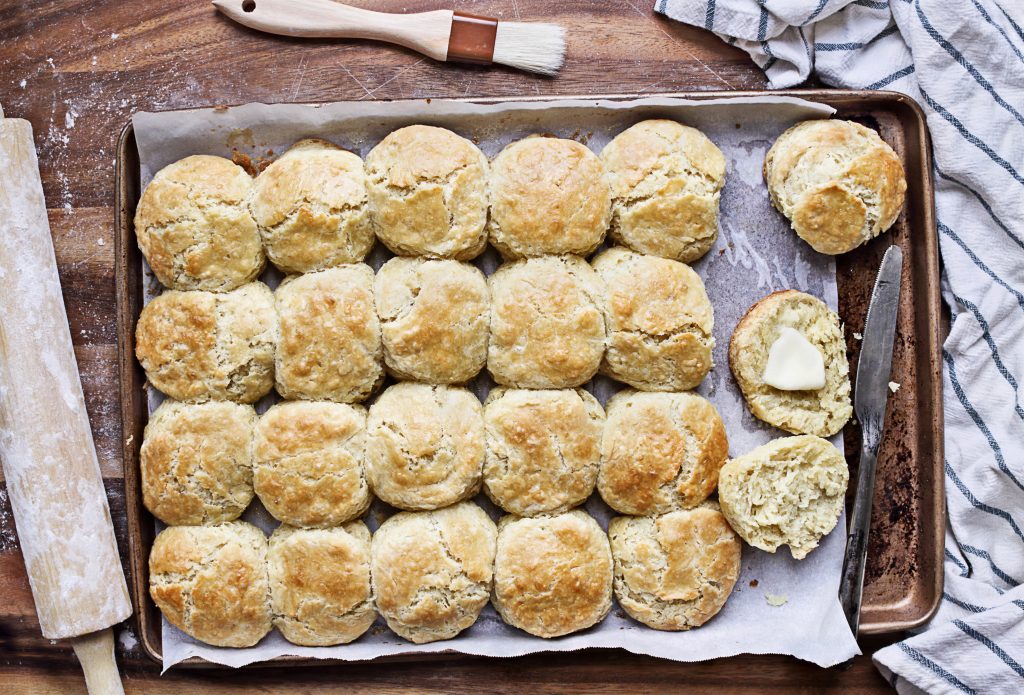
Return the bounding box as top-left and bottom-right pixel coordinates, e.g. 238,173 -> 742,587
0,1 -> 897,691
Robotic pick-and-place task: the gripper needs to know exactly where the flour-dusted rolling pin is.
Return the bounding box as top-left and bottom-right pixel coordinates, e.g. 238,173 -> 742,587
0,102 -> 132,693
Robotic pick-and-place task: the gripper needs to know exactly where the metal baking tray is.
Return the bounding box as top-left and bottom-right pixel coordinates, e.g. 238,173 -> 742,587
115,90 -> 943,665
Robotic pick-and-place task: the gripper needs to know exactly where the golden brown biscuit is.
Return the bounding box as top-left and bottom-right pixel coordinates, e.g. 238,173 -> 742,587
134,155 -> 265,291
609,507 -> 741,631
492,511 -> 612,638
600,120 -> 725,263
141,400 -> 256,525
483,388 -> 604,516
598,390 -> 728,515
366,383 -> 484,511
729,290 -> 852,437
135,282 -> 277,403
592,247 -> 714,391
374,257 -> 489,384
251,139 -> 374,273
365,125 -> 488,259
764,119 -> 907,255
488,136 -> 611,258
275,265 -> 383,403
254,401 -> 371,527
718,435 -> 848,560
149,522 -> 271,647
268,523 -> 376,646
371,502 -> 496,643
487,256 -> 606,389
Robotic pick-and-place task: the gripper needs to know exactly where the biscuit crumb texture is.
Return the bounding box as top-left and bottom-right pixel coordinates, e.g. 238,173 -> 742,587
365,125 -> 488,259
254,401 -> 371,527
599,390 -> 728,515
135,155 -> 265,291
374,257 -> 489,384
149,522 -> 272,647
600,120 -> 725,263
492,510 -> 612,638
366,383 -> 484,511
729,290 -> 852,437
483,388 -> 604,516
371,502 -> 496,643
764,119 -> 906,255
269,523 -> 376,646
488,255 -> 607,388
609,507 -> 741,630
275,265 -> 383,402
488,136 -> 611,258
718,435 -> 849,560
141,400 -> 256,525
593,248 -> 714,391
251,140 -> 374,273
135,282 -> 278,403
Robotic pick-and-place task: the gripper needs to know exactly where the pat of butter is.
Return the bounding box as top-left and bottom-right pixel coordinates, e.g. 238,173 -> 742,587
762,327 -> 826,390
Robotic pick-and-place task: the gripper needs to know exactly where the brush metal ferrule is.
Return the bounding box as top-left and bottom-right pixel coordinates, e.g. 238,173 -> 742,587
447,12 -> 498,65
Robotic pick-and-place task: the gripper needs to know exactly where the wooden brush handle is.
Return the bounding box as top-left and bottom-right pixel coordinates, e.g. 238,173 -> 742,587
213,0 -> 455,60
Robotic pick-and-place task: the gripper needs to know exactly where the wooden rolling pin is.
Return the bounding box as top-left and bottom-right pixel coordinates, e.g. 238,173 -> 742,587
0,102 -> 132,693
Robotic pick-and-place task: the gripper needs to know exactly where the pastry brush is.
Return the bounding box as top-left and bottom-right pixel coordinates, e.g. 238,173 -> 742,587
213,0 -> 567,76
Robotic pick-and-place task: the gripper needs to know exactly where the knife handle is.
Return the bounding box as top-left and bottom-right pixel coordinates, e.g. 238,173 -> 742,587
839,423 -> 882,634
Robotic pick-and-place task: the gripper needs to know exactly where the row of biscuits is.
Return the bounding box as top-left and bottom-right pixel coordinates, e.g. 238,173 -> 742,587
134,118 -> 906,299
133,121 -> 729,295
150,432 -> 849,648
135,250 -> 718,402
142,386 -> 726,527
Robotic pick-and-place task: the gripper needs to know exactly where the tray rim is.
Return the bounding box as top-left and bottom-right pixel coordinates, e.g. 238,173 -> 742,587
115,88 -> 944,667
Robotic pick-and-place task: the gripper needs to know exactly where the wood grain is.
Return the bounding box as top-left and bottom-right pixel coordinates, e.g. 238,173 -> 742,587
0,0 -> 896,691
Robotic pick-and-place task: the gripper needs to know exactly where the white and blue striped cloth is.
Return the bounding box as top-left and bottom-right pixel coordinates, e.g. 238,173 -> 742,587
657,1 -> 1024,693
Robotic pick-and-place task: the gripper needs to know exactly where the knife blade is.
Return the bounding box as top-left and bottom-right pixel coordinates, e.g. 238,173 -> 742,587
839,245 -> 903,635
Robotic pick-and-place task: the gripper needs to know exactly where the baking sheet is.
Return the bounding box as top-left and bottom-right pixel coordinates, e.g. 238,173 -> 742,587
131,95 -> 861,669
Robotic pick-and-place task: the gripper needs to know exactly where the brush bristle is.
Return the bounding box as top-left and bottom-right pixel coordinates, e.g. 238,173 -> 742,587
492,22 -> 566,76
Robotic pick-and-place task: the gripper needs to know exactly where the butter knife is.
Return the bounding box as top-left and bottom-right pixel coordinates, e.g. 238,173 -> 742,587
839,245 -> 904,635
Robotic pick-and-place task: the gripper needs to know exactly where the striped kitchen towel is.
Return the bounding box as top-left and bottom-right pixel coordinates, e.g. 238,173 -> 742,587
656,1 -> 1024,693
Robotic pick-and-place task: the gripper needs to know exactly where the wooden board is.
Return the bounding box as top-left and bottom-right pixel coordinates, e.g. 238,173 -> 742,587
115,90 -> 942,666
0,0 -> 917,689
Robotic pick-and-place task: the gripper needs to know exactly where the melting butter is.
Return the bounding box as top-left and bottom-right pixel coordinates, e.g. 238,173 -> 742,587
762,326 -> 825,390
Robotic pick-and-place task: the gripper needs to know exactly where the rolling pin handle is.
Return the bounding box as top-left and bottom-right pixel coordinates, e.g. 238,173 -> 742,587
71,628 -> 125,695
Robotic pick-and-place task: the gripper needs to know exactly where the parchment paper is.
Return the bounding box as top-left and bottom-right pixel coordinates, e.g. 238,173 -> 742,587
131,95 -> 861,670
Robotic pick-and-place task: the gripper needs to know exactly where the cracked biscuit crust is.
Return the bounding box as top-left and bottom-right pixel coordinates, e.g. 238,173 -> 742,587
487,136 -> 611,259
592,247 -> 714,391
609,507 -> 740,631
600,120 -> 725,263
268,523 -> 376,646
729,290 -> 852,437
487,255 -> 607,389
764,119 -> 906,255
374,257 -> 489,384
366,383 -> 484,511
483,388 -> 604,516
254,401 -> 370,527
251,139 -> 374,273
365,125 -> 488,259
141,400 -> 256,525
275,265 -> 383,403
149,522 -> 272,647
718,435 -> 848,560
371,502 -> 496,643
598,390 -> 728,515
492,510 -> 612,638
135,155 -> 265,291
135,282 -> 278,403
